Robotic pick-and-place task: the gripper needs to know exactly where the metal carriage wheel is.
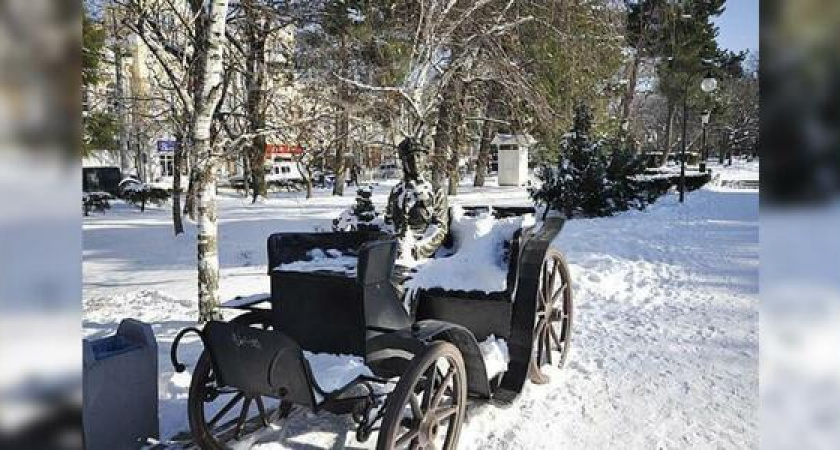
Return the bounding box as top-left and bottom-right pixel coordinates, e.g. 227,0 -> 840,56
377,342 -> 467,450
188,311 -> 291,449
529,248 -> 574,384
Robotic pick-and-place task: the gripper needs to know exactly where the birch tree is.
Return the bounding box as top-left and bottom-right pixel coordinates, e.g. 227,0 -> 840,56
191,0 -> 231,321
121,0 -> 231,320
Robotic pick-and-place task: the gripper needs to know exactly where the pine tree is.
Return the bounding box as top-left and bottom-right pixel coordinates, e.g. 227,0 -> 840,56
333,186 -> 380,231
604,138 -> 649,212
531,103 -> 609,218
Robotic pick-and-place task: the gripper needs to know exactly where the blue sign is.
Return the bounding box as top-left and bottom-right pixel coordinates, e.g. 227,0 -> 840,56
157,140 -> 177,153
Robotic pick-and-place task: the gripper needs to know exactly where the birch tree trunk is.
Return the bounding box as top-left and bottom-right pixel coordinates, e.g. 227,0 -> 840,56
192,0 -> 230,323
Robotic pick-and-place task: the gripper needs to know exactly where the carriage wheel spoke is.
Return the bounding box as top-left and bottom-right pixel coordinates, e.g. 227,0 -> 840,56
430,367 -> 455,410
537,287 -> 547,310
434,406 -> 458,422
396,427 -> 421,448
549,322 -> 563,351
551,282 -> 567,307
536,322 -> 546,367
208,392 -> 244,428
544,326 -> 553,365
233,397 -> 252,439
421,365 -> 437,410
559,315 -> 570,341
409,394 -> 423,419
549,262 -> 559,294
255,396 -> 269,427
542,264 -> 554,305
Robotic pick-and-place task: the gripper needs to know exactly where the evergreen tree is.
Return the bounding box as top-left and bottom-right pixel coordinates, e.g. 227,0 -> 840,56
333,186 -> 381,231
532,103 -> 655,218
531,103 -> 609,218
604,138 -> 649,212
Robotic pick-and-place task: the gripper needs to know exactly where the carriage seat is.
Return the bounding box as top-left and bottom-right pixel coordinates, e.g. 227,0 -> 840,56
407,206 -> 537,341
267,231 -> 411,357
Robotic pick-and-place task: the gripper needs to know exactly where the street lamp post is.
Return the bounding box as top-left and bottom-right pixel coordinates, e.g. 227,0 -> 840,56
679,72 -> 717,203
699,110 -> 711,173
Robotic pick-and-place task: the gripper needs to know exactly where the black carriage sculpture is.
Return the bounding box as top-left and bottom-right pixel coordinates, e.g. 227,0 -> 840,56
171,206 -> 573,449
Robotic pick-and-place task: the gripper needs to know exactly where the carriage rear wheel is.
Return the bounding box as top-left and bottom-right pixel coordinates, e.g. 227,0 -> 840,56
529,249 -> 574,384
377,341 -> 467,450
187,311 -> 291,449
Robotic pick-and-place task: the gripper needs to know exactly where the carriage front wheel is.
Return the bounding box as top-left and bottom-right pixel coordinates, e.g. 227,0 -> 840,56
187,311 -> 291,449
529,248 -> 574,384
377,341 -> 468,450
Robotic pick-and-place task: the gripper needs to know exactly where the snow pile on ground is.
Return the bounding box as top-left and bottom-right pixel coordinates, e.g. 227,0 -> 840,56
274,249 -> 357,276
84,289 -> 196,324
303,351 -> 373,401
478,335 -> 510,381
405,207 -> 535,294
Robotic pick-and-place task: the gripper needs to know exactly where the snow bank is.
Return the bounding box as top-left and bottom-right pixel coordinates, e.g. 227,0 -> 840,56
84,290 -> 196,324
274,249 -> 357,276
406,207 -> 535,294
479,335 -> 510,380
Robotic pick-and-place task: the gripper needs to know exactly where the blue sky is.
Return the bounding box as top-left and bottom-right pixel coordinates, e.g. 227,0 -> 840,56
713,0 -> 759,53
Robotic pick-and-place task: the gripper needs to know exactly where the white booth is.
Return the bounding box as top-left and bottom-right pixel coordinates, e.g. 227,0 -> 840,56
492,133 -> 535,186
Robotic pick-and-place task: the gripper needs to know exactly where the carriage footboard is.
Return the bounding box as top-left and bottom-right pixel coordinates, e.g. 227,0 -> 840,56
172,321 -> 318,409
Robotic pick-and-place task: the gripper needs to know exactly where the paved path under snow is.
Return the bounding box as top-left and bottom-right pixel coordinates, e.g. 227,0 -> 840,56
83,166 -> 758,449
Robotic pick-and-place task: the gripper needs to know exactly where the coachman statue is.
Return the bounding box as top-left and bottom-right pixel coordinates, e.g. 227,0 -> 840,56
385,138 -> 449,259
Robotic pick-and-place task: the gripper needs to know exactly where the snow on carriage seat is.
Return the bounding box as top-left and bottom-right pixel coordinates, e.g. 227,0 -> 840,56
303,351 -> 373,403
406,206 -> 536,294
274,248 -> 358,277
479,335 -> 511,380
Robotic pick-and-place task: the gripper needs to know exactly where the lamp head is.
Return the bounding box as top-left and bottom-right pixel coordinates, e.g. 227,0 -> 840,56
701,75 -> 718,93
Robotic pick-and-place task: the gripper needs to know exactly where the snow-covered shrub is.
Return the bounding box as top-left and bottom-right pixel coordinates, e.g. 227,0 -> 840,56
120,182 -> 170,212
83,192 -> 112,216
636,171 -> 712,201
332,186 -> 381,231
531,103 -> 661,218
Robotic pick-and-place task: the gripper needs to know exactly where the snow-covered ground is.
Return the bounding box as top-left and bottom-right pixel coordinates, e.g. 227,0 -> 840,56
83,161 -> 759,448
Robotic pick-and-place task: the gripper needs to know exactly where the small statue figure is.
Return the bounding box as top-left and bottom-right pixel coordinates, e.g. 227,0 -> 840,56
385,138 -> 449,259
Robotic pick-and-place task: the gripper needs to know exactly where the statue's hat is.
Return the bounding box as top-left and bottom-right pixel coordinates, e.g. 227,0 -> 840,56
398,138 -> 428,157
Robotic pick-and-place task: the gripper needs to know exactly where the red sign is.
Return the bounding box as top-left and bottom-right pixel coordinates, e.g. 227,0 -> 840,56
265,144 -> 303,157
